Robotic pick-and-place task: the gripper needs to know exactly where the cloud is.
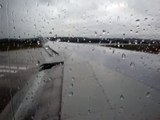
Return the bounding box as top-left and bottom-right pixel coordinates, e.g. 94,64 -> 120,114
0,0 -> 160,39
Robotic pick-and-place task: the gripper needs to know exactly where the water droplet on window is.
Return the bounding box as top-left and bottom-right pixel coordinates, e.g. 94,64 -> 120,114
20,19 -> 24,22
120,95 -> 124,100
34,24 -> 36,29
92,47 -> 95,51
48,77 -> 52,81
72,77 -> 75,81
36,2 -> 39,7
112,50 -> 115,54
157,68 -> 160,72
144,17 -> 148,20
122,33 -> 125,40
56,38 -> 60,42
147,24 -> 151,27
54,34 -> 57,38
134,40 -> 138,44
37,40 -> 40,45
94,31 -> 97,37
25,97 -> 28,100
36,61 -> 40,66
13,26 -> 16,31
117,42 -> 120,47
145,10 -> 148,12
88,109 -> 91,114
107,31 -> 110,35
102,30 -> 106,34
47,2 -> 50,6
122,53 -> 126,59
70,83 -> 74,88
130,62 -> 135,68
136,25 -> 140,28
135,19 -> 140,22
45,46 -> 49,50
0,4 -> 3,9
120,106 -> 124,111
145,92 -> 151,98
130,29 -> 133,33
68,91 -> 73,96
69,68 -> 72,72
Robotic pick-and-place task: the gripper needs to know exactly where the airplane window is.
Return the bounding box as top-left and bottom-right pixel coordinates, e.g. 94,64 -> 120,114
0,0 -> 160,120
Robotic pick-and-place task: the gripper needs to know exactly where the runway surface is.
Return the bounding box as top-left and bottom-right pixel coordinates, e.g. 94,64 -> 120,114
0,41 -> 160,120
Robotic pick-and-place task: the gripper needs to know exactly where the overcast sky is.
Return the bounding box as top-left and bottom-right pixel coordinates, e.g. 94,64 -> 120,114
0,0 -> 160,39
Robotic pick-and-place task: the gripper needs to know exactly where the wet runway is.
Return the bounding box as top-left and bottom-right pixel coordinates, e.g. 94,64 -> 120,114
0,41 -> 160,120
46,42 -> 160,120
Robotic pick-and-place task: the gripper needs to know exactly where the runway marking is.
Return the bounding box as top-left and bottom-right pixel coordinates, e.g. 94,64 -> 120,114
0,65 -> 28,74
18,66 -> 27,70
0,69 -> 17,73
0,65 -> 27,70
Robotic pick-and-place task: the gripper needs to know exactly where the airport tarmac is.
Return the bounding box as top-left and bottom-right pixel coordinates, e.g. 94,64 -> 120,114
0,41 -> 160,120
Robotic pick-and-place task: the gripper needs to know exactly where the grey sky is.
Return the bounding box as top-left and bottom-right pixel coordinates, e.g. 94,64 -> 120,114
0,0 -> 160,39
